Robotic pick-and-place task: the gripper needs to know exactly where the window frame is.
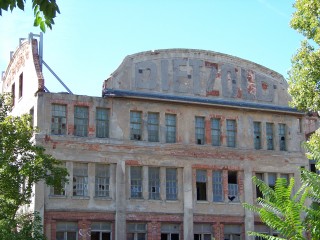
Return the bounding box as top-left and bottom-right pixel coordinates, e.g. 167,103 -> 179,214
266,123 -> 274,150
196,170 -> 207,201
96,108 -> 110,138
226,119 -> 236,147
73,163 -> 88,197
211,118 -> 221,146
130,111 -> 142,141
148,167 -> 160,200
253,121 -> 261,149
130,166 -> 143,199
95,164 -> 110,198
165,113 -> 177,143
166,168 -> 178,200
279,123 -> 286,151
212,170 -> 223,202
195,116 -> 205,145
74,106 -> 89,137
147,112 -> 160,142
51,104 -> 67,135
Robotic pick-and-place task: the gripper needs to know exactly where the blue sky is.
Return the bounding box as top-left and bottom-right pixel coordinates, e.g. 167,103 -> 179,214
0,0 -> 302,97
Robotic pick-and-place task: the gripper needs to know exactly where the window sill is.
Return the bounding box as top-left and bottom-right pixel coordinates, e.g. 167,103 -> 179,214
196,200 -> 209,204
71,196 -> 90,200
94,196 -> 112,201
49,195 -> 67,199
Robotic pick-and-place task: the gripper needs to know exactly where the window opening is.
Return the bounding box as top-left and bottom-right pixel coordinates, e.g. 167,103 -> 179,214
127,223 -> 147,240
268,173 -> 276,190
74,106 -> 89,137
211,118 -> 221,146
50,162 -> 66,196
196,170 -> 207,201
149,167 -> 160,200
228,171 -> 238,202
148,112 -> 159,142
130,111 -> 142,140
96,108 -> 110,138
194,224 -> 213,240
56,222 -> 78,240
255,173 -> 263,198
166,168 -> 178,200
195,117 -> 205,145
19,72 -> 23,98
73,163 -> 88,196
279,123 -> 286,151
161,224 -> 180,240
11,83 -> 15,106
130,166 -> 142,198
166,114 -> 177,143
266,123 -> 274,150
95,164 -> 110,197
91,222 -> 111,240
51,104 -> 67,135
224,225 -> 242,240
226,119 -> 236,147
212,170 -> 223,202
254,122 -> 261,149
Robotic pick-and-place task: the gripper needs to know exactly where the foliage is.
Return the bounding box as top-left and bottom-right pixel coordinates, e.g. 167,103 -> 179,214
0,93 -> 68,238
288,0 -> 320,112
0,212 -> 45,240
0,0 -> 60,32
243,176 -> 310,240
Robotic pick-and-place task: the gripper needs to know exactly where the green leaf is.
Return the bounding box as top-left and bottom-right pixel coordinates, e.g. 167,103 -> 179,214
16,0 -> 24,11
40,21 -> 45,33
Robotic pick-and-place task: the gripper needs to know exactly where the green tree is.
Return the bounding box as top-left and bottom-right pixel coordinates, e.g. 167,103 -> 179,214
0,93 -> 68,239
0,0 -> 60,32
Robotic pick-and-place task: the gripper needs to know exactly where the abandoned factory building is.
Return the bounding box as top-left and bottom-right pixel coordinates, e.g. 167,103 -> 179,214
1,34 -> 318,240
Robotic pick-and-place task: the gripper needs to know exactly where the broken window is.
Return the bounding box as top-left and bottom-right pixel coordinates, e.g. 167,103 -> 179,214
211,118 -> 221,146
226,119 -> 236,147
161,224 -> 180,240
19,72 -> 23,98
194,224 -> 213,240
149,167 -> 160,200
148,112 -> 159,142
166,168 -> 177,200
130,166 -> 142,199
56,222 -> 78,240
50,162 -> 66,196
266,123 -> 274,150
130,111 -> 142,140
228,171 -> 239,202
74,106 -> 89,137
166,114 -> 177,143
91,222 -> 111,240
73,163 -> 88,196
279,123 -> 286,151
95,164 -> 110,198
254,122 -> 261,149
212,170 -> 223,202
96,108 -> 109,138
196,170 -> 207,201
51,104 -> 67,135
195,116 -> 205,145
127,223 -> 147,240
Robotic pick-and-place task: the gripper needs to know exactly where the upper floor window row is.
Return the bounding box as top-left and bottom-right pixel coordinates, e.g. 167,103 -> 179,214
50,104 -> 288,151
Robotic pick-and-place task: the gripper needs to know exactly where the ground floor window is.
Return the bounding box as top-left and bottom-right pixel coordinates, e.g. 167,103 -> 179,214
56,222 -> 78,240
161,224 -> 180,240
194,224 -> 213,240
127,223 -> 147,240
224,225 -> 242,240
91,222 -> 111,240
